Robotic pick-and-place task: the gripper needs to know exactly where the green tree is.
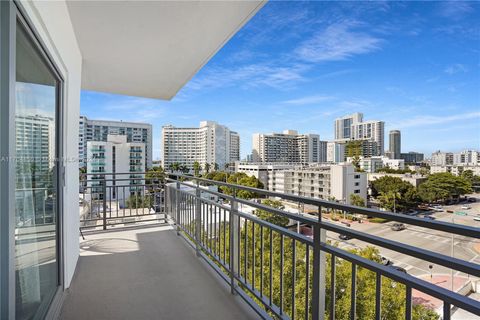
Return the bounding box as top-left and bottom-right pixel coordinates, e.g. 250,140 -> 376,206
349,194 -> 365,207
193,161 -> 201,177
346,140 -> 363,170
417,172 -> 472,203
145,166 -> 165,185
126,194 -> 153,209
179,164 -> 189,174
214,162 -> 219,171
371,176 -> 419,211
205,163 -> 211,174
254,199 -> 289,227
221,172 -> 264,199
378,191 -> 401,213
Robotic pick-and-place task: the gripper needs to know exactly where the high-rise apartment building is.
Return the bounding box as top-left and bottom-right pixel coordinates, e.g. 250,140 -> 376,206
79,116 -> 152,170
162,121 -> 239,170
334,113 -> 385,156
334,112 -> 363,140
236,162 -> 367,204
87,135 -> 146,202
15,115 -> 55,173
400,152 -> 424,164
326,141 -> 345,163
351,120 -> 385,155
252,130 -> 323,163
230,131 -> 240,164
453,150 -> 479,165
389,130 -> 401,159
431,151 -> 454,166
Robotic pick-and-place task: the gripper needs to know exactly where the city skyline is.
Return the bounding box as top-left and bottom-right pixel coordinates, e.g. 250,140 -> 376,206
80,1 -> 480,160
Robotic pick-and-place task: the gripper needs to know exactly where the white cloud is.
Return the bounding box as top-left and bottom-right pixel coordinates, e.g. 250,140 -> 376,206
283,95 -> 334,105
392,111 -> 480,129
295,21 -> 382,62
187,63 -> 308,91
437,2 -> 474,20
444,63 -> 468,75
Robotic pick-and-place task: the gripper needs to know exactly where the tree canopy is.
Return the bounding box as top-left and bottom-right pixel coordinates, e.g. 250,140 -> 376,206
254,199 -> 289,227
370,176 -> 419,212
417,172 -> 472,203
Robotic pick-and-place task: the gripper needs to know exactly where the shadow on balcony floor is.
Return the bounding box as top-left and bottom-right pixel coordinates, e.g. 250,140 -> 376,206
60,225 -> 258,320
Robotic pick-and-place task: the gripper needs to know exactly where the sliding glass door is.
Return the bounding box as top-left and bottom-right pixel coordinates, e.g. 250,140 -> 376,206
14,14 -> 61,320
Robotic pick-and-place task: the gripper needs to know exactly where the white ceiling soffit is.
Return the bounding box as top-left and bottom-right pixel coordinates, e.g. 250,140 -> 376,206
67,1 -> 266,100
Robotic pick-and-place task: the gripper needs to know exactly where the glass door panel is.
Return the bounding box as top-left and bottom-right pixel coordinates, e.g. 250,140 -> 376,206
14,20 -> 59,320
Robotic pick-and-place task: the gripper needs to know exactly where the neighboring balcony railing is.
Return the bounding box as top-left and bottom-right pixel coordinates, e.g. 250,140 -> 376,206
164,174 -> 480,320
80,172 -> 165,230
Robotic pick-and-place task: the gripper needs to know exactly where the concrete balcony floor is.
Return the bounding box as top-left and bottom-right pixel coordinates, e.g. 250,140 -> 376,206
60,224 -> 257,320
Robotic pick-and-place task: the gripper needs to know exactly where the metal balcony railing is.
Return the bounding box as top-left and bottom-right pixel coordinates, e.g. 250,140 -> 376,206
80,172 -> 164,230
164,174 -> 480,320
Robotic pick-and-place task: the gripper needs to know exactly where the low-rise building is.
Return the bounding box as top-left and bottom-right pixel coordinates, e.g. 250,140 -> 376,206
430,164 -> 480,176
236,162 -> 367,205
350,156 -> 405,173
367,172 -> 427,188
400,152 -> 424,164
87,134 -> 146,204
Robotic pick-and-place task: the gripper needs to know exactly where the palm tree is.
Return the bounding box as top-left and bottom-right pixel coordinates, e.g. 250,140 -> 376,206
204,163 -> 211,174
170,162 -> 181,172
179,164 -> 189,174
193,161 -> 201,177
214,163 -> 219,171
379,191 -> 401,213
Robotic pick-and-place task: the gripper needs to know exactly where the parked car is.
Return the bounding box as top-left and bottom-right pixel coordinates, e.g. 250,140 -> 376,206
381,257 -> 393,266
389,265 -> 408,274
461,205 -> 471,210
339,234 -> 352,240
430,205 -> 443,212
474,216 -> 480,222
391,223 -> 406,231
468,197 -> 477,203
423,215 -> 436,220
405,210 -> 418,216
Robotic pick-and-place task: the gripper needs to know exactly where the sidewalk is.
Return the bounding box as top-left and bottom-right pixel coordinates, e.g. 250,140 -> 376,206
412,274 -> 470,311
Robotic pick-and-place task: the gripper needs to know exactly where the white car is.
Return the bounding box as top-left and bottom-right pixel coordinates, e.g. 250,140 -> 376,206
461,205 -> 471,210
474,216 -> 480,222
430,206 -> 443,212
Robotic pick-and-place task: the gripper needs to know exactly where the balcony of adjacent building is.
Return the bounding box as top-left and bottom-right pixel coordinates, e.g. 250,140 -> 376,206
63,173 -> 480,320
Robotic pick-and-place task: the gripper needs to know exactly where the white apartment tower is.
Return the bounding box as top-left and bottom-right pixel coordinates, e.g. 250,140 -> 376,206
162,121 -> 240,170
79,116 -> 153,170
327,141 -> 346,163
15,115 -> 55,173
252,130 -> 324,163
87,135 -> 145,203
334,112 -> 363,140
334,112 -> 385,156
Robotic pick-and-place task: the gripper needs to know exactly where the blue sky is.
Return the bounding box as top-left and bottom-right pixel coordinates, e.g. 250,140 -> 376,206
80,1 -> 480,161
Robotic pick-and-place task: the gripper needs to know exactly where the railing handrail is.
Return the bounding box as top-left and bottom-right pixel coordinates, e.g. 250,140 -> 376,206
166,174 -> 480,239
165,178 -> 480,319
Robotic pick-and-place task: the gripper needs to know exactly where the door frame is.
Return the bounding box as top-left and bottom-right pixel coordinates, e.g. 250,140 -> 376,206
0,1 -> 66,319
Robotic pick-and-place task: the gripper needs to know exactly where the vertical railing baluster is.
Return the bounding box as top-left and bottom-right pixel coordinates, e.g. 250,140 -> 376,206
269,228 -> 273,307
444,303 -> 451,320
195,181 -> 201,256
306,245 -> 310,320
280,234 -> 284,315
252,221 -> 256,290
330,254 -> 335,320
260,225 -> 264,298
244,219 -> 248,280
102,176 -> 107,230
350,263 -> 356,320
375,273 -> 381,320
312,206 -> 326,320
229,188 -> 239,295
405,285 -> 412,320
292,238 -> 296,320
176,181 -> 180,235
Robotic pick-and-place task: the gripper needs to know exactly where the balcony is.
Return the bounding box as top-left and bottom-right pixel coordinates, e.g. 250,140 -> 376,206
71,173 -> 480,319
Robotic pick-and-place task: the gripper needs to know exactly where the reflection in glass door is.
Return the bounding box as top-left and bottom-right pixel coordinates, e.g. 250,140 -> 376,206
14,19 -> 60,319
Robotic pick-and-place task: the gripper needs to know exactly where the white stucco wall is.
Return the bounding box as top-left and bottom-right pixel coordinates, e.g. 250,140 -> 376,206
19,0 -> 82,288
